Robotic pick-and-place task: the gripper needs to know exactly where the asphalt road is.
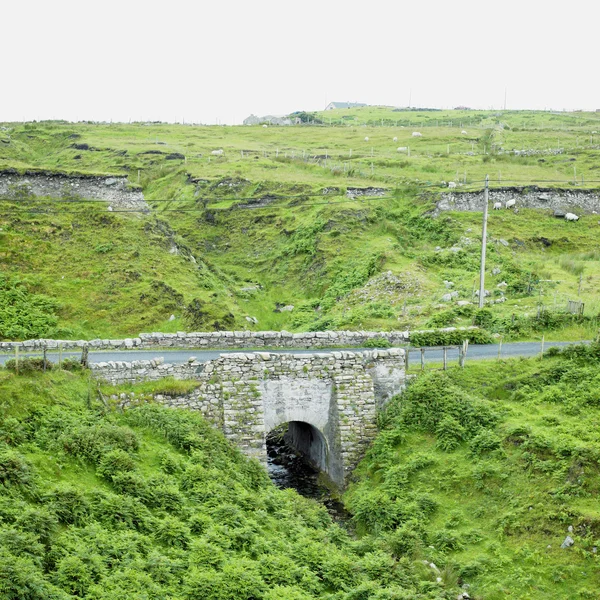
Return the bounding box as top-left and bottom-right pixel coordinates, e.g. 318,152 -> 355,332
0,341 -> 585,366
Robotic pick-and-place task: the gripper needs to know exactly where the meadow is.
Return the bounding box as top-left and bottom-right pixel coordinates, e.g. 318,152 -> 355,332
1,108 -> 600,342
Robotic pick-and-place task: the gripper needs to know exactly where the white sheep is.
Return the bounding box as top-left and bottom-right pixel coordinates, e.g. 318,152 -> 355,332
107,205 -> 113,212
448,182 -> 457,189
461,130 -> 468,134
211,149 -> 224,156
364,136 -> 369,142
565,212 -> 579,221
393,136 -> 398,142
505,199 -> 516,209
397,146 -> 407,152
493,202 -> 502,210
262,124 -> 268,128
412,132 -> 423,137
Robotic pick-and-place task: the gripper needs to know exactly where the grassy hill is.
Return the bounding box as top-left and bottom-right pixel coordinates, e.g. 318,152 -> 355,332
2,110 -> 600,341
0,364 -> 463,600
3,343 -> 600,598
346,343 -> 600,599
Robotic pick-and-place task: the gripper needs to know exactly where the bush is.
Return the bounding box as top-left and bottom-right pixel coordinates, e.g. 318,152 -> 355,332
43,484 -> 90,526
61,423 -> 139,464
469,429 -> 502,456
96,449 -> 137,479
0,448 -> 36,490
363,337 -> 392,348
410,328 -> 493,347
435,415 -> 465,451
4,357 -> 52,374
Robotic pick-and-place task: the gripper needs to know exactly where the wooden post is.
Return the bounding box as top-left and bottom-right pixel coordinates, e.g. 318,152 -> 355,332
137,169 -> 141,183
43,345 -> 47,373
420,348 -> 425,371
498,336 -> 503,360
405,346 -> 410,372
540,335 -> 545,358
443,347 -> 447,370
58,344 -> 62,370
15,346 -> 19,375
80,344 -> 89,368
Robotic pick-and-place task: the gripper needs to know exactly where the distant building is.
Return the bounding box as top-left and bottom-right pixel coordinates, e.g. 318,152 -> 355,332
324,102 -> 368,110
243,114 -> 293,126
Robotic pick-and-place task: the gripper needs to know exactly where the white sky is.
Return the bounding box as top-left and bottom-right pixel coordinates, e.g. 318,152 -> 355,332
2,0 -> 599,124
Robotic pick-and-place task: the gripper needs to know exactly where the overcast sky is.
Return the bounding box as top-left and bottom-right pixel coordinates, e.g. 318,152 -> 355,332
2,0 -> 598,124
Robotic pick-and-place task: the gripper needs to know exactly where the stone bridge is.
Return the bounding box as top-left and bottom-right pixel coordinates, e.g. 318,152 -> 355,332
91,349 -> 406,486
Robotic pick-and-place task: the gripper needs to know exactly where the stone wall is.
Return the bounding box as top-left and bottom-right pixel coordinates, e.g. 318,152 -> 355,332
0,170 -> 148,211
91,349 -> 406,485
436,187 -> 600,215
0,327 -> 480,352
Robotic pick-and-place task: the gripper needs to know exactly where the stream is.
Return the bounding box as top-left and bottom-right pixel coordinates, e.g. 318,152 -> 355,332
266,427 -> 350,523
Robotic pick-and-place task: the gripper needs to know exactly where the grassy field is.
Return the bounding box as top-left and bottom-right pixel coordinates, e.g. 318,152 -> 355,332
1,109 -> 600,341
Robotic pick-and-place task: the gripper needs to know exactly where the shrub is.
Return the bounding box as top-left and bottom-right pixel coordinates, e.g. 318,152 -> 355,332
61,423 -> 139,464
4,357 -> 52,374
0,448 -> 36,490
43,484 -> 90,526
435,415 -> 465,451
96,449 -> 137,479
154,516 -> 191,549
410,328 -> 493,346
469,429 -> 502,456
363,337 -> 392,348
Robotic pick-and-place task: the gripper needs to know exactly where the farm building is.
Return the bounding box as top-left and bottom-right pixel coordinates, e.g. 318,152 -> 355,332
324,102 -> 368,110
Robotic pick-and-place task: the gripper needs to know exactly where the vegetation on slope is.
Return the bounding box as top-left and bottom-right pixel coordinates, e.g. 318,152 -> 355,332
346,344 -> 600,599
0,366 -> 467,599
2,111 -> 600,340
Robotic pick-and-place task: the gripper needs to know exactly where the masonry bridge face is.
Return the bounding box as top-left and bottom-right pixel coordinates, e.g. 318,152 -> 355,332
91,349 -> 406,486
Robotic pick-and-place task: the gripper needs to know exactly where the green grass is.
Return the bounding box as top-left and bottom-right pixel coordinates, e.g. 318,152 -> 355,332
2,110 -> 600,341
0,366 -> 467,599
345,344 -> 600,599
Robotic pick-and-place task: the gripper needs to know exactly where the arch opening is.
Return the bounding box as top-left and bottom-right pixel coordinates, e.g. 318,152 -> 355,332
266,421 -> 332,495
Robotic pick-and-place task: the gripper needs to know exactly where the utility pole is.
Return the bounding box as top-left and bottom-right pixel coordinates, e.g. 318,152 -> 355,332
479,175 -> 490,309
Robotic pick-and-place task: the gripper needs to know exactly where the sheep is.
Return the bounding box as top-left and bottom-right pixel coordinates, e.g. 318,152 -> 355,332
364,136 -> 369,142
393,136 -> 398,142
565,212 -> 579,221
447,182 -> 457,189
505,199 -> 516,209
412,132 -> 422,137
397,146 -> 407,152
107,205 -> 113,212
493,202 -> 502,210
461,130 -> 468,134
211,149 -> 224,156
262,124 -> 268,128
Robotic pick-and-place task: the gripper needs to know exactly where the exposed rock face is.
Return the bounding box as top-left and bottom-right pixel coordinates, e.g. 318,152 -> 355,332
0,170 -> 148,211
436,187 -> 600,215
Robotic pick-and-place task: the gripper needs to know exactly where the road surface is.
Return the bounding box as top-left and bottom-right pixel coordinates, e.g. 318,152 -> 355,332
0,341 -> 586,366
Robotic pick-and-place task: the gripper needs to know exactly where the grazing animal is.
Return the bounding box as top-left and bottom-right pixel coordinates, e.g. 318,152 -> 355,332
262,124 -> 268,128
461,130 -> 468,134
107,206 -> 113,212
397,146 -> 407,152
448,182 -> 457,189
505,199 -> 516,209
412,132 -> 422,137
211,149 -> 224,156
493,202 -> 502,210
565,212 -> 579,221
364,136 -> 369,142
393,136 -> 398,142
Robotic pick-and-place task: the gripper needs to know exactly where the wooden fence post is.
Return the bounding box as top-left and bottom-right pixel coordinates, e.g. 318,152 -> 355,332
420,348 -> 425,371
443,347 -> 448,370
